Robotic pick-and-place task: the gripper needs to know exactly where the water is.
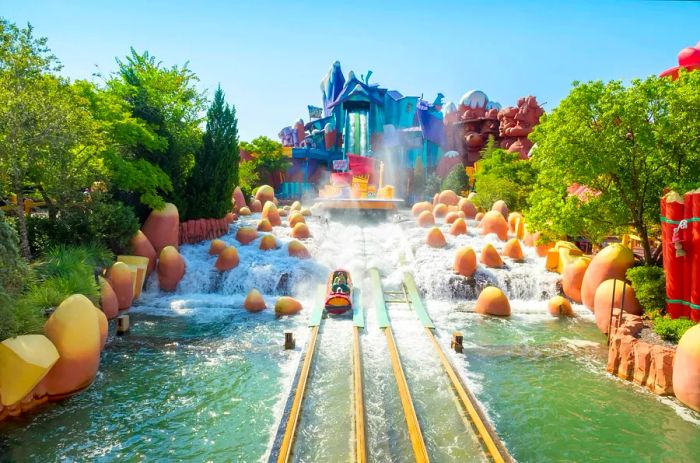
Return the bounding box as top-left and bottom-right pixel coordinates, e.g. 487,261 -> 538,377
1,211 -> 699,462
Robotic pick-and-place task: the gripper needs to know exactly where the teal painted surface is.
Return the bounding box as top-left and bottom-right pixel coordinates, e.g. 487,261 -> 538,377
403,272 -> 434,329
309,285 -> 325,327
369,268 -> 390,328
353,287 -> 365,328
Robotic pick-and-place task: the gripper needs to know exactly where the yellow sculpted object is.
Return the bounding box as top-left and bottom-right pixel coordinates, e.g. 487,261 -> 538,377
0,335 -> 59,406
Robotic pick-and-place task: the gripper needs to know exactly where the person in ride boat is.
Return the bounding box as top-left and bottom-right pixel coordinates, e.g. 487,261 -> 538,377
332,274 -> 350,294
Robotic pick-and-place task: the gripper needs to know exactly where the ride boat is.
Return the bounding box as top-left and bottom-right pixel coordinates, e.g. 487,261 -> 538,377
325,269 -> 353,315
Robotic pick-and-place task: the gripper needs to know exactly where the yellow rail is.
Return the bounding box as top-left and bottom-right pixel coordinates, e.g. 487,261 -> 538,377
424,327 -> 510,463
385,326 -> 430,463
277,325 -> 320,463
353,326 -> 366,463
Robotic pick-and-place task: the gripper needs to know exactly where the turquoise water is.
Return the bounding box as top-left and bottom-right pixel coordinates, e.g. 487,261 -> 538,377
444,312 -> 700,463
0,305 -> 303,462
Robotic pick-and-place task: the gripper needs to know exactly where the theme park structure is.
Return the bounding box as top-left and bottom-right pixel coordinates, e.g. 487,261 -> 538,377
277,61 -> 544,201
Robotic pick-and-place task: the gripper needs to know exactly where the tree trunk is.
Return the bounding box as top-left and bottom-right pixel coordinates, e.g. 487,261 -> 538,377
36,184 -> 57,221
14,188 -> 31,260
636,221 -> 653,266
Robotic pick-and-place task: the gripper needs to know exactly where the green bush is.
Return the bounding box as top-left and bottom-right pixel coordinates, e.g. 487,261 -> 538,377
473,175 -> 517,211
425,173 -> 442,198
441,165 -> 469,195
28,196 -> 139,256
626,266 -> 666,316
653,316 -> 696,343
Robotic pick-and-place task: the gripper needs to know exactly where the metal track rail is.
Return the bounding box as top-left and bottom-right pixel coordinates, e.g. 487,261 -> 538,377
369,267 -> 430,463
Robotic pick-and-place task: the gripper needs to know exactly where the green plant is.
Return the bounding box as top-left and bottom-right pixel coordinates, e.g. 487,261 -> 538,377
28,196 -> 138,255
441,164 -> 468,195
626,266 -> 666,316
653,316 -> 696,343
425,173 -> 442,198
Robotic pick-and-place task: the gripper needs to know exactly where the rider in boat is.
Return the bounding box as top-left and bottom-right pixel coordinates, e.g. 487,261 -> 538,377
332,274 -> 350,294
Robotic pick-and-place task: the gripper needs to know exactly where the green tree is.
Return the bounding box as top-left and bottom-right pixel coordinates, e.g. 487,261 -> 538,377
106,48 -> 206,213
240,136 -> 290,186
441,164 -> 469,195
528,73 -> 700,264
0,21 -> 101,258
473,138 -> 537,212
184,86 -> 239,219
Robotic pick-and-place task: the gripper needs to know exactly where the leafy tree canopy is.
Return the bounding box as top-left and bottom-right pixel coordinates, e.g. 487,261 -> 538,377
528,72 -> 700,264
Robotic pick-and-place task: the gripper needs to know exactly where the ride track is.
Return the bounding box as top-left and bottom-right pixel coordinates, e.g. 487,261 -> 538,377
268,226 -> 511,463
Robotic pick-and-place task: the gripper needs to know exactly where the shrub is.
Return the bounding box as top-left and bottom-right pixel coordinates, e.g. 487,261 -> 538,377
425,173 -> 442,198
0,212 -> 30,296
441,165 -> 469,195
653,316 -> 696,343
28,196 -> 139,255
626,266 -> 666,316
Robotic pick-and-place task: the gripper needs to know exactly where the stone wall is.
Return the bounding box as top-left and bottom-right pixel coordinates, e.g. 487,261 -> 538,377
607,311 -> 675,396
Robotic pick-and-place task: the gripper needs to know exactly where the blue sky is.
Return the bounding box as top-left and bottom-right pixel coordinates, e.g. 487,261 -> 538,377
4,1 -> 699,140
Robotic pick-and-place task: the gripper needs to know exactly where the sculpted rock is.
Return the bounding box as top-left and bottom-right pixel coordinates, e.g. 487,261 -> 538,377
480,211 -> 508,241
475,212 -> 484,222
502,238 -> 524,261
445,211 -> 460,224
562,257 -> 590,304
98,277 -> 119,319
157,246 -> 186,291
275,296 -> 303,315
291,222 -> 311,239
290,201 -> 302,211
43,294 -> 101,398
209,239 -> 227,255
288,212 -> 306,228
454,247 -> 477,277
259,235 -> 279,250
426,227 -> 447,248
141,203 -> 179,253
215,246 -> 239,271
480,243 -> 504,268
548,296 -> 574,317
581,244 -> 635,311
130,230 -> 157,275
417,210 -> 435,227
239,207 -> 251,216
594,279 -> 642,333
232,186 -> 247,212
288,240 -> 311,259
236,227 -> 258,245
257,219 -> 273,232
438,190 -> 459,206
411,202 -> 433,217
108,262 -> 133,310
433,203 -> 448,218
673,324 -> 700,411
475,286 -> 511,316
458,198 -> 477,218
250,199 -> 263,213
491,200 -> 509,219
225,212 -> 237,224
0,335 -> 59,406
449,218 -> 467,236
244,289 -> 267,312
262,201 -> 282,226
255,185 -> 275,204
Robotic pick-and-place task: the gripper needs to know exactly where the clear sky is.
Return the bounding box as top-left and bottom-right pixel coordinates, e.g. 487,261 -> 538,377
3,1 -> 699,141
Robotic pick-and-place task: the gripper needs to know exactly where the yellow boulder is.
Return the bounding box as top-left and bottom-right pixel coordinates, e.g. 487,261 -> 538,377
426,227 -> 447,248
0,335 -> 59,406
236,227 -> 258,245
449,218 -> 467,236
580,244 -> 635,311
411,201 -> 433,217
215,246 -> 240,271
244,289 -> 267,312
475,287 -> 511,316
548,296 -> 574,317
43,294 -> 101,398
288,240 -> 311,259
291,223 -> 311,239
255,185 -> 275,204
257,219 -> 273,232
454,247 -> 477,277
417,210 -> 435,228
480,211 -> 509,241
480,244 -> 504,268
259,235 -> 279,251
502,238 -> 524,262
275,296 -> 303,315
262,201 -> 282,226
673,325 -> 700,412
209,239 -> 227,255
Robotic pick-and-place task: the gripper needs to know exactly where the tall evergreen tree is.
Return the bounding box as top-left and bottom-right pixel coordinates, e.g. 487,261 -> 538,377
185,86 -> 239,219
